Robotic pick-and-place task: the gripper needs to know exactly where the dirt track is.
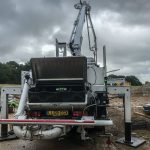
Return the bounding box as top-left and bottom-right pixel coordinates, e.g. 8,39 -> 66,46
0,96 -> 149,150
0,139 -> 95,150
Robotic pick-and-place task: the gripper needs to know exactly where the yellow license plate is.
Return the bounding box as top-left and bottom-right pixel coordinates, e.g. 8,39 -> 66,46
47,111 -> 69,116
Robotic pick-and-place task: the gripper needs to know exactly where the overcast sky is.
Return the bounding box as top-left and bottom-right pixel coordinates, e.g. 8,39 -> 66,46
0,0 -> 150,83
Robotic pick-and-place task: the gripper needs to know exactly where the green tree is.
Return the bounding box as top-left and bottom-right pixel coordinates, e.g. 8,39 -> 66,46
0,61 -> 31,84
125,75 -> 142,86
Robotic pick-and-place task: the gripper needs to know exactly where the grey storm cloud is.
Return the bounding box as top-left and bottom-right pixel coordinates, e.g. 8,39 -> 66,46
0,0 -> 150,82
93,0 -> 150,26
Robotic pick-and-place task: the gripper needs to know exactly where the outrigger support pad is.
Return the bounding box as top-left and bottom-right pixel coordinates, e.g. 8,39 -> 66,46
116,137 -> 146,148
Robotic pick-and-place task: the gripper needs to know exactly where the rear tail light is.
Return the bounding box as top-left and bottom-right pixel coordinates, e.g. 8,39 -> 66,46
73,111 -> 83,117
27,111 -> 42,117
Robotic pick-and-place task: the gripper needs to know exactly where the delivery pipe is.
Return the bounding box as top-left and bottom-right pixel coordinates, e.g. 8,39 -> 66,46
13,125 -> 63,140
15,80 -> 30,117
14,77 -> 64,140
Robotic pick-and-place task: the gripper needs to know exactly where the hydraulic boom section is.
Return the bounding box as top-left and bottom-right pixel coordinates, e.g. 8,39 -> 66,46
69,1 -> 97,63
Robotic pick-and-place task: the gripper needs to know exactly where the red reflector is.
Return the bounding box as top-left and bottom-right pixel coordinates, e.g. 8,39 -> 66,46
73,111 -> 83,117
28,111 -> 41,117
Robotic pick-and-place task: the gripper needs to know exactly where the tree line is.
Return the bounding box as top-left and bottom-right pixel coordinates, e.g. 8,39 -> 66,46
0,61 -> 142,86
0,61 -> 31,84
108,74 -> 142,86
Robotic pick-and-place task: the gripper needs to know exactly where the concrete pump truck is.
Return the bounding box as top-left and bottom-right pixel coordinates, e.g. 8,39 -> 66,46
10,0 -> 113,140
1,0 -> 114,141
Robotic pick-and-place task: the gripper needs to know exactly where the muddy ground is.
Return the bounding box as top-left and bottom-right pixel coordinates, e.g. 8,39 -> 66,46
0,96 -> 149,150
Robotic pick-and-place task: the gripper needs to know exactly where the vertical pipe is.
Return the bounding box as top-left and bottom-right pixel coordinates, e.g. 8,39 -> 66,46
124,87 -> 132,143
103,45 -> 107,77
15,81 -> 30,117
125,122 -> 132,143
1,91 -> 8,120
1,125 -> 8,137
87,13 -> 98,63
63,43 -> 67,57
56,39 -> 59,57
0,93 -> 8,137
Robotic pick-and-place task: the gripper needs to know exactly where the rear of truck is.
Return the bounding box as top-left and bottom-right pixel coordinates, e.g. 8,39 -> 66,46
28,57 -> 87,120
11,56 -> 112,140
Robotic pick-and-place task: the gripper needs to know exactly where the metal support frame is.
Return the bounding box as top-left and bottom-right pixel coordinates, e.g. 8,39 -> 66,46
56,39 -> 67,57
0,119 -> 113,126
0,86 -> 21,141
108,86 -> 146,147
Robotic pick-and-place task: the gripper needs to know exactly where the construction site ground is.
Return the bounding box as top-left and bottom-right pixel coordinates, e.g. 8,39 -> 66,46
0,95 -> 149,150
